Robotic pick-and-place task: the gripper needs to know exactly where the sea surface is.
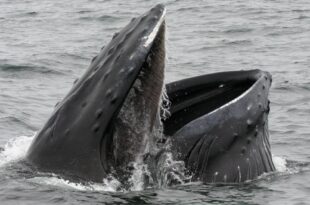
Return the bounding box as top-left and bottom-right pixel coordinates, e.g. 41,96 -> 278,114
0,0 -> 310,204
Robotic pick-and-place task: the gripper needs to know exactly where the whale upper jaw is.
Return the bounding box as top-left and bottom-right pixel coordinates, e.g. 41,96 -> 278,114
26,4 -> 167,182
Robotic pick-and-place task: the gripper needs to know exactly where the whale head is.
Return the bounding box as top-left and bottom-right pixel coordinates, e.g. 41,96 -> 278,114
27,4 -> 166,183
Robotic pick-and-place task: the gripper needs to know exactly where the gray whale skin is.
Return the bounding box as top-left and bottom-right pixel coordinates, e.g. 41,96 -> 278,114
26,4 -> 275,184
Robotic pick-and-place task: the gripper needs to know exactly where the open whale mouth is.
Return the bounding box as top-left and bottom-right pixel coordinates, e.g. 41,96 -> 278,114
163,71 -> 259,135
26,4 -> 275,186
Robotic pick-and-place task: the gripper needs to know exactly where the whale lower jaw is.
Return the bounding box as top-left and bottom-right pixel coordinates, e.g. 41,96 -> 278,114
164,70 -> 275,183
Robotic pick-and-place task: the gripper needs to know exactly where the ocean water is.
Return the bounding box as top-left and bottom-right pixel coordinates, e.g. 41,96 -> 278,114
0,0 -> 310,204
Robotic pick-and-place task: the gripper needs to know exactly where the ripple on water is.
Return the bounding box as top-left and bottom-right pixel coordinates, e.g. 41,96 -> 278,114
0,0 -> 310,204
0,64 -> 64,75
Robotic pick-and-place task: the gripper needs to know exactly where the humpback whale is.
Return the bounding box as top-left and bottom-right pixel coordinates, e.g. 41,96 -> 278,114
26,4 -> 275,185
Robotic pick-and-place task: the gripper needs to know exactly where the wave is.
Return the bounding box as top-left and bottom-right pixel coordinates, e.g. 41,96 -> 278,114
79,15 -> 122,22
0,116 -> 37,131
222,39 -> 253,46
0,64 -> 63,75
224,28 -> 254,34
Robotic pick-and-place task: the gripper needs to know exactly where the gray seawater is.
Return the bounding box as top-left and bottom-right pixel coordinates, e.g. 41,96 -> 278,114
0,0 -> 310,204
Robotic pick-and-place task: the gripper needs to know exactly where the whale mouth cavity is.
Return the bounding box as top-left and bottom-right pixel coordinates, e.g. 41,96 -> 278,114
163,72 -> 258,136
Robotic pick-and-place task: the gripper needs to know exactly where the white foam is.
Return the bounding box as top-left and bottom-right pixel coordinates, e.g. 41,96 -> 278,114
0,135 -> 34,167
30,175 -> 117,192
128,162 -> 153,191
273,155 -> 288,172
102,175 -> 122,192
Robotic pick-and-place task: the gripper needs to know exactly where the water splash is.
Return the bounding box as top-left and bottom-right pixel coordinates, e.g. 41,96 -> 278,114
0,135 -> 34,167
273,155 -> 288,172
156,149 -> 191,188
102,174 -> 122,192
160,86 -> 171,120
30,174 -> 120,192
128,162 -> 153,191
